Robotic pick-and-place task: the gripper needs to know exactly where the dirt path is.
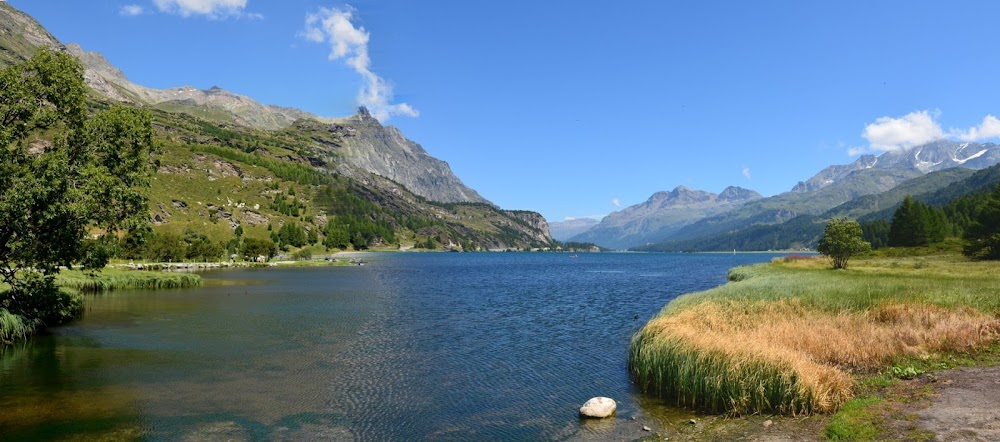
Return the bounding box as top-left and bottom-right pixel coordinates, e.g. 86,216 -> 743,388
915,366 -> 1000,441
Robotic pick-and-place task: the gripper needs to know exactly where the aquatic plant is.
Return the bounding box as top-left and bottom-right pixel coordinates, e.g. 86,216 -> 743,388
0,309 -> 34,345
55,270 -> 203,292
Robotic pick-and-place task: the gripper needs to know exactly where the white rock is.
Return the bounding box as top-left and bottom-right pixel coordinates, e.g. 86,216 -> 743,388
579,397 -> 617,418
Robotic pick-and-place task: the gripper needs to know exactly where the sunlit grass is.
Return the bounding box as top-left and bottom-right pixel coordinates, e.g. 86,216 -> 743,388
629,254 -> 1000,415
55,269 -> 203,292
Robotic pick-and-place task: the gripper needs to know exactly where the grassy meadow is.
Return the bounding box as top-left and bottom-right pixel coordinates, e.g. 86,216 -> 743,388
628,251 -> 1000,416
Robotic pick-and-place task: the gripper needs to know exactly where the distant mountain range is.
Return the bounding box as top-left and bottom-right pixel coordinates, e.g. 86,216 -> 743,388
547,218 -> 600,242
570,186 -> 761,249
571,141 -> 1000,250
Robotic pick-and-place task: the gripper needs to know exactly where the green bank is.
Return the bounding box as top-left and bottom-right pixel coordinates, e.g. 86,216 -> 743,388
629,249 -> 1000,417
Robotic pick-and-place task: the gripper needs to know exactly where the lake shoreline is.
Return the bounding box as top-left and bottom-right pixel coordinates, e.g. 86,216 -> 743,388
628,251 -> 1000,439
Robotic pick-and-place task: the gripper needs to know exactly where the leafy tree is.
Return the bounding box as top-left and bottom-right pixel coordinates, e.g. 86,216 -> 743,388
240,237 -> 276,261
963,184 -> 1000,260
183,228 -> 223,262
119,225 -> 153,259
144,232 -> 186,262
0,49 -> 155,325
817,218 -> 871,269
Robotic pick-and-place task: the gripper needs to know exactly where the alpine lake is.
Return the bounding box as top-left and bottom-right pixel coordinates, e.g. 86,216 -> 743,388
0,252 -> 788,440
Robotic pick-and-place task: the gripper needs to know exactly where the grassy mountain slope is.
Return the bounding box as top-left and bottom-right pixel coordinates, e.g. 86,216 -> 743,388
139,104 -> 552,252
858,163 -> 1000,223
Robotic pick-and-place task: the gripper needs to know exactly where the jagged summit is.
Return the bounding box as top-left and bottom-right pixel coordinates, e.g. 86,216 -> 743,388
793,141 -> 1000,193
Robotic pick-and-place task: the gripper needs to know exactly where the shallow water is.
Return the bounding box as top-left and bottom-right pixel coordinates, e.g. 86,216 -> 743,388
0,252 -> 785,440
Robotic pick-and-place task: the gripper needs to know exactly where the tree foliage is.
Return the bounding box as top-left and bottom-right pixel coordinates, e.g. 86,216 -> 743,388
888,196 -> 949,247
963,184 -> 1000,260
240,237 -> 277,261
817,218 -> 871,269
0,49 -> 155,325
860,220 -> 890,250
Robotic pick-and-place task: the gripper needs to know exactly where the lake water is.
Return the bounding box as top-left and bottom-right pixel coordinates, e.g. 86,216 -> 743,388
0,252 -> 787,441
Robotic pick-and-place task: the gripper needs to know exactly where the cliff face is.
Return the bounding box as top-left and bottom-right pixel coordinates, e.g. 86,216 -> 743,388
301,108 -> 490,204
505,211 -> 554,245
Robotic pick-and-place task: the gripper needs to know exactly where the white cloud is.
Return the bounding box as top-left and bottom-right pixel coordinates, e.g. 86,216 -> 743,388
954,115 -> 1000,141
611,198 -> 621,207
846,146 -> 868,156
153,0 -> 256,19
303,7 -> 418,122
119,4 -> 144,16
860,110 -> 944,153
741,165 -> 751,180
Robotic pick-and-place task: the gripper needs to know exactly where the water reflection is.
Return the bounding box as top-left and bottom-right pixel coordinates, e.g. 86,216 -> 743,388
0,253 -> 784,440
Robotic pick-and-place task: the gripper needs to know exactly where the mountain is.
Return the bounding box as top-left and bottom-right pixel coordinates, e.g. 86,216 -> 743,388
660,141 -> 1000,245
290,110 -> 489,204
792,141 -> 1000,192
0,2 -> 60,64
0,3 -> 550,251
547,218 -> 601,241
64,43 -> 342,131
636,165 -> 995,252
570,186 -> 762,249
0,2 -> 488,206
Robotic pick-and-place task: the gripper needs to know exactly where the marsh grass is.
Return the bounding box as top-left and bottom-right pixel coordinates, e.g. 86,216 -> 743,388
629,255 -> 1000,415
0,309 -> 34,345
55,269 -> 203,292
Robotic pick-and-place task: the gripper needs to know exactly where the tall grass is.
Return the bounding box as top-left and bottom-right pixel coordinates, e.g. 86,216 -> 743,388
629,255 -> 1000,415
55,269 -> 203,292
0,309 -> 34,345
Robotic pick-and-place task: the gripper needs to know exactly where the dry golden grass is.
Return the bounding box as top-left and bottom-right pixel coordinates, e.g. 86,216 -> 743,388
629,254 -> 1000,415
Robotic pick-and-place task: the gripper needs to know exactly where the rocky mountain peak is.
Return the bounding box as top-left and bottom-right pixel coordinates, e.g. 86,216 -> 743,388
718,186 -> 763,202
794,141 -> 1000,193
667,185 -> 711,203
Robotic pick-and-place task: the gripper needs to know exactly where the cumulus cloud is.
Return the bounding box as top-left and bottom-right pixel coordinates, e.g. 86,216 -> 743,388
741,165 -> 751,180
954,115 -> 1000,141
851,111 -> 1000,155
153,0 -> 258,19
861,110 -> 944,153
120,4 -> 144,16
611,198 -> 621,207
303,6 -> 418,122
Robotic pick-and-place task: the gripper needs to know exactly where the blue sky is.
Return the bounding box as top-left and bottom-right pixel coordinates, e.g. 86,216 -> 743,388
10,1 -> 1000,222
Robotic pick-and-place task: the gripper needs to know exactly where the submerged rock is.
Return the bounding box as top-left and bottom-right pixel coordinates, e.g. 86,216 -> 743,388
579,397 -> 616,418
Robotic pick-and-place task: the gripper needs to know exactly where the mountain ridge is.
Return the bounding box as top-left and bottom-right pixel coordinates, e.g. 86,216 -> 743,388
570,185 -> 762,249
0,2 -> 490,206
